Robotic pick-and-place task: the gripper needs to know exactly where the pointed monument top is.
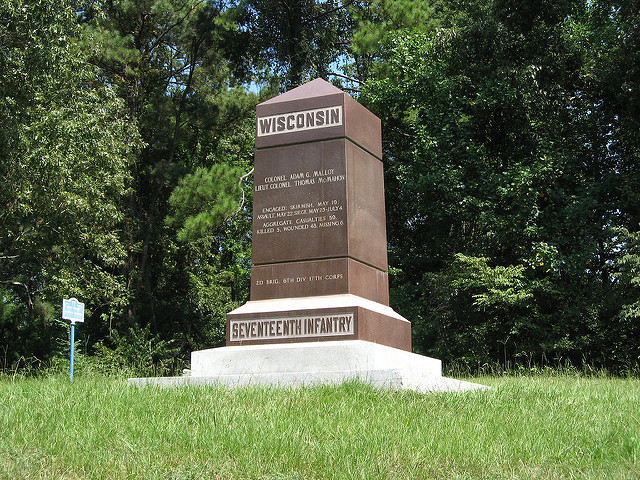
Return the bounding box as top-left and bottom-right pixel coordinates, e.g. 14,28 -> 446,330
259,78 -> 344,105
255,77 -> 381,158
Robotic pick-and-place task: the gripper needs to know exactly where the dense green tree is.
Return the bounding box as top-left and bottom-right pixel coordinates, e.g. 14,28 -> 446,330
361,0 -> 639,371
76,0 -> 256,364
0,0 -> 139,368
344,0 -> 440,84
237,0 -> 448,90
159,117 -> 255,353
610,229 -> 640,371
237,0 -> 350,89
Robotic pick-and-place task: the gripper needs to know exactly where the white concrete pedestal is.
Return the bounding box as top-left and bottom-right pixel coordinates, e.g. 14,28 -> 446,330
128,340 -> 488,392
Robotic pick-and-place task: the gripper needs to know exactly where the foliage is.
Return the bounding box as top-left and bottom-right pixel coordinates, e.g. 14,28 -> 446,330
90,324 -> 181,377
610,229 -> 640,370
0,0 -> 139,368
418,255 -> 536,367
361,0 -> 639,372
239,0 -> 350,88
167,163 -> 246,242
74,0 -> 256,364
345,0 -> 440,82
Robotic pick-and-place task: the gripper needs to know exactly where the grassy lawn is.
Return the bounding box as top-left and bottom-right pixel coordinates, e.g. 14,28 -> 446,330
1,374 -> 638,479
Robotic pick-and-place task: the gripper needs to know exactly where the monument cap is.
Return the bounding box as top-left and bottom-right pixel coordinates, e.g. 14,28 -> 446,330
255,78 -> 382,158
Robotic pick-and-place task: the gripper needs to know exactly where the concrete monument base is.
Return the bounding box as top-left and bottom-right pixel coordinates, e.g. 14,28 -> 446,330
128,340 -> 489,392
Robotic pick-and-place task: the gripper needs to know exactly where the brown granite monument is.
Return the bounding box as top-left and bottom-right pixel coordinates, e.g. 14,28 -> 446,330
226,78 -> 412,351
129,79 -> 489,392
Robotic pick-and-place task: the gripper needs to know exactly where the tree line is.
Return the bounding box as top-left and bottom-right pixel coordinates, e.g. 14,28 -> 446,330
1,0 -> 638,375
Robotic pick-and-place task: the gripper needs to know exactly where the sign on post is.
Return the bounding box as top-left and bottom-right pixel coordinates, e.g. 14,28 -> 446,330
62,298 -> 85,324
63,298 -> 84,382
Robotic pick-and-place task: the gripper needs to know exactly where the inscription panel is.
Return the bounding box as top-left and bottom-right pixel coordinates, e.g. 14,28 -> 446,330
252,139 -> 348,265
257,106 -> 343,137
252,258 -> 348,300
250,258 -> 389,304
229,313 -> 355,341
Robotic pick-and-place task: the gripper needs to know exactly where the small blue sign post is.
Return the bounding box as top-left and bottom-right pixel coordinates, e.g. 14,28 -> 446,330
62,298 -> 85,382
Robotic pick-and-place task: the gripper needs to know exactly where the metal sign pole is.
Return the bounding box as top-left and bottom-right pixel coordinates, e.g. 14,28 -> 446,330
70,321 -> 75,382
62,298 -> 85,383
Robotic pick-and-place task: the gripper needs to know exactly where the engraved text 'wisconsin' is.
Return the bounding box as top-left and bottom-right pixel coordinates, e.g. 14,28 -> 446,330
257,106 -> 343,137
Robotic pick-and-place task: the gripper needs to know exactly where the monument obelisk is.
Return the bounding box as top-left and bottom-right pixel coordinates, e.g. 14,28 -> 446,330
226,78 -> 412,351
129,79 -> 488,392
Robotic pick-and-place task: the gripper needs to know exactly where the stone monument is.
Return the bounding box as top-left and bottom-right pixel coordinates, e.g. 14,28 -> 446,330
226,78 -> 411,351
129,79 -> 487,392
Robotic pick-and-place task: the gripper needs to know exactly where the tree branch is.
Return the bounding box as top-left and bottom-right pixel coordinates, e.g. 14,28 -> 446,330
328,71 -> 364,85
310,0 -> 356,23
1,281 -> 33,307
229,167 -> 254,220
151,0 -> 205,52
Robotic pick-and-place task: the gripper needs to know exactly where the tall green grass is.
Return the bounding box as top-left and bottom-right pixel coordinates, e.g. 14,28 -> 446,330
1,375 -> 638,479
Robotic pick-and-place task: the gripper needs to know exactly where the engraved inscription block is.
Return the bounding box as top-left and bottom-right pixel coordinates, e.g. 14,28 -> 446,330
250,258 -> 389,303
257,106 -> 343,137
252,139 -> 349,265
229,313 -> 354,342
